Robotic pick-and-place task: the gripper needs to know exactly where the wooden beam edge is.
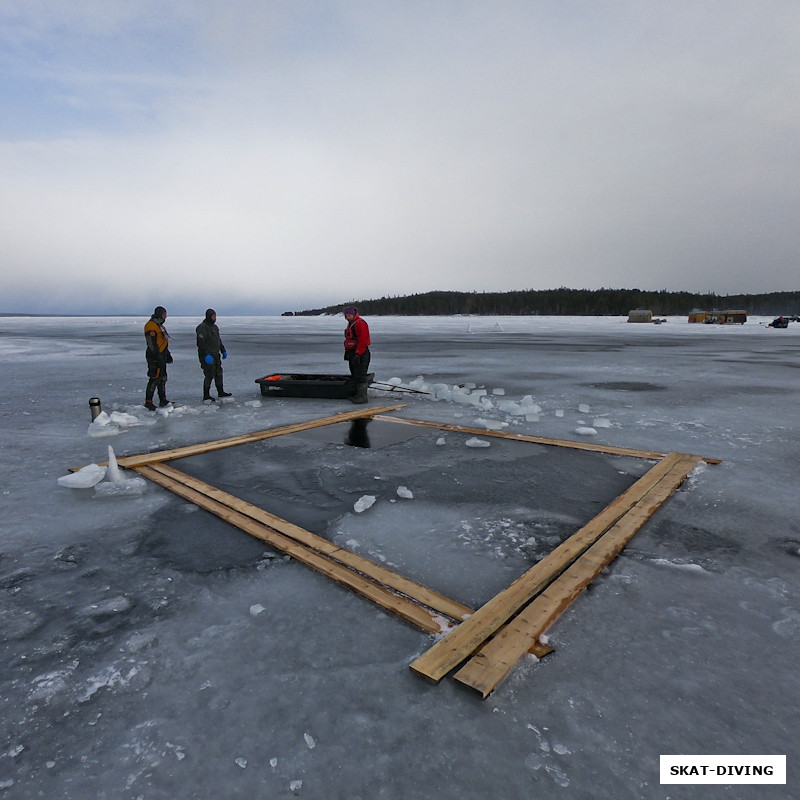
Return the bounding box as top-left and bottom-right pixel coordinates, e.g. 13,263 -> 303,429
147,462 -> 473,624
452,454 -> 703,697
407,451 -> 692,684
135,464 -> 444,634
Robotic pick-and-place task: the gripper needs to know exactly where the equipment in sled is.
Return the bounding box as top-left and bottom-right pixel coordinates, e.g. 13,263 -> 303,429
768,316 -> 789,328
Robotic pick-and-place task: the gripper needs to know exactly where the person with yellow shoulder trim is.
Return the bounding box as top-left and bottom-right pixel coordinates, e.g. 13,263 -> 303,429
144,306 -> 173,410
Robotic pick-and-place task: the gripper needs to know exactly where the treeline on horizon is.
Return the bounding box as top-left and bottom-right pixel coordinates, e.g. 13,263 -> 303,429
285,288 -> 800,317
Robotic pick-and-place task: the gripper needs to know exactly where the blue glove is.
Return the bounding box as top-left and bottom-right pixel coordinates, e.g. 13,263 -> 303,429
204,354 -> 214,365
221,351 -> 227,360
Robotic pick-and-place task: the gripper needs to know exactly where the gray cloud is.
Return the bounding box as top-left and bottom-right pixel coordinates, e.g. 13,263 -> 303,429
1,1 -> 798,313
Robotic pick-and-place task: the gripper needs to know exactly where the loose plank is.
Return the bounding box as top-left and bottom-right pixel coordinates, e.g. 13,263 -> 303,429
454,454 -> 702,696
135,464 -> 445,633
147,462 -> 473,623
374,415 -> 670,461
408,452 -> 689,683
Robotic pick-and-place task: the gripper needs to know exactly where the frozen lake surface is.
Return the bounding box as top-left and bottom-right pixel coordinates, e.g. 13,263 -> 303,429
1,314 -> 798,798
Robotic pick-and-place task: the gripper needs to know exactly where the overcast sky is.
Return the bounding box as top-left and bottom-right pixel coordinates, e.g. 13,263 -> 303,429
2,1 -> 798,315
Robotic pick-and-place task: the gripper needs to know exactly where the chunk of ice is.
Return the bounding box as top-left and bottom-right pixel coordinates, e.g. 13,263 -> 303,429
109,410 -> 142,427
354,495 -> 376,513
474,418 -> 508,431
57,464 -> 107,489
465,437 -> 491,448
94,478 -> 147,497
106,446 -> 122,482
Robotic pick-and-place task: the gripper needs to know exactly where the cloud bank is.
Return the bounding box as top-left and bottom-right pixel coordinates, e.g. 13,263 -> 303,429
1,1 -> 798,313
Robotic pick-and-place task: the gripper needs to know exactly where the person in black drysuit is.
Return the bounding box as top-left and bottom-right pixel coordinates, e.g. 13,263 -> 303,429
144,305 -> 173,410
195,308 -> 232,402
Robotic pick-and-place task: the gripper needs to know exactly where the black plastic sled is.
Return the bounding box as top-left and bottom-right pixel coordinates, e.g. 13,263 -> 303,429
255,372 -> 374,399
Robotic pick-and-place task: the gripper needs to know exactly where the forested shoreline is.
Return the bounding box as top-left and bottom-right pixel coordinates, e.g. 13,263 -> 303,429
286,288 -> 800,317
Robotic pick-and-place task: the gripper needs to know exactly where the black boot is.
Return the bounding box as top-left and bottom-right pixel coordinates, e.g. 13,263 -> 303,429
349,382 -> 369,404
218,390 -> 232,398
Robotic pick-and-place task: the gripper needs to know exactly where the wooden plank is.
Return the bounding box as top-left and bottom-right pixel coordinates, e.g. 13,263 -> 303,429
83,404 -> 405,471
408,451 -> 689,683
146,462 -> 473,623
135,464 -> 445,634
373,414 -> 670,460
454,454 -> 702,697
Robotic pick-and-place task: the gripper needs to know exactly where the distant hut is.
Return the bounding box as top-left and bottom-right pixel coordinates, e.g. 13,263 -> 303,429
627,309 -> 653,323
688,309 -> 747,324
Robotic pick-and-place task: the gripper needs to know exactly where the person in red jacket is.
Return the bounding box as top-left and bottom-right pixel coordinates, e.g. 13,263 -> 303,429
343,305 -> 371,404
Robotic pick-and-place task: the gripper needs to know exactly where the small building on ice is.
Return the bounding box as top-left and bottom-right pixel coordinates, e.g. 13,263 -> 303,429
688,309 -> 748,324
627,309 -> 653,323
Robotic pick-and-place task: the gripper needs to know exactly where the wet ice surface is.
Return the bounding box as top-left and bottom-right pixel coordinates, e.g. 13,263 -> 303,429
1,315 -> 799,799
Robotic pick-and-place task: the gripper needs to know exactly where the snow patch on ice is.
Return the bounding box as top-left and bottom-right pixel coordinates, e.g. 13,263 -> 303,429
650,558 -> 709,573
29,661 -> 80,703
80,660 -> 151,702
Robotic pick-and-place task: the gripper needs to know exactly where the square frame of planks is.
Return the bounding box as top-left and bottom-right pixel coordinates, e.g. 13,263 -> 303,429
95,403 -> 720,699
